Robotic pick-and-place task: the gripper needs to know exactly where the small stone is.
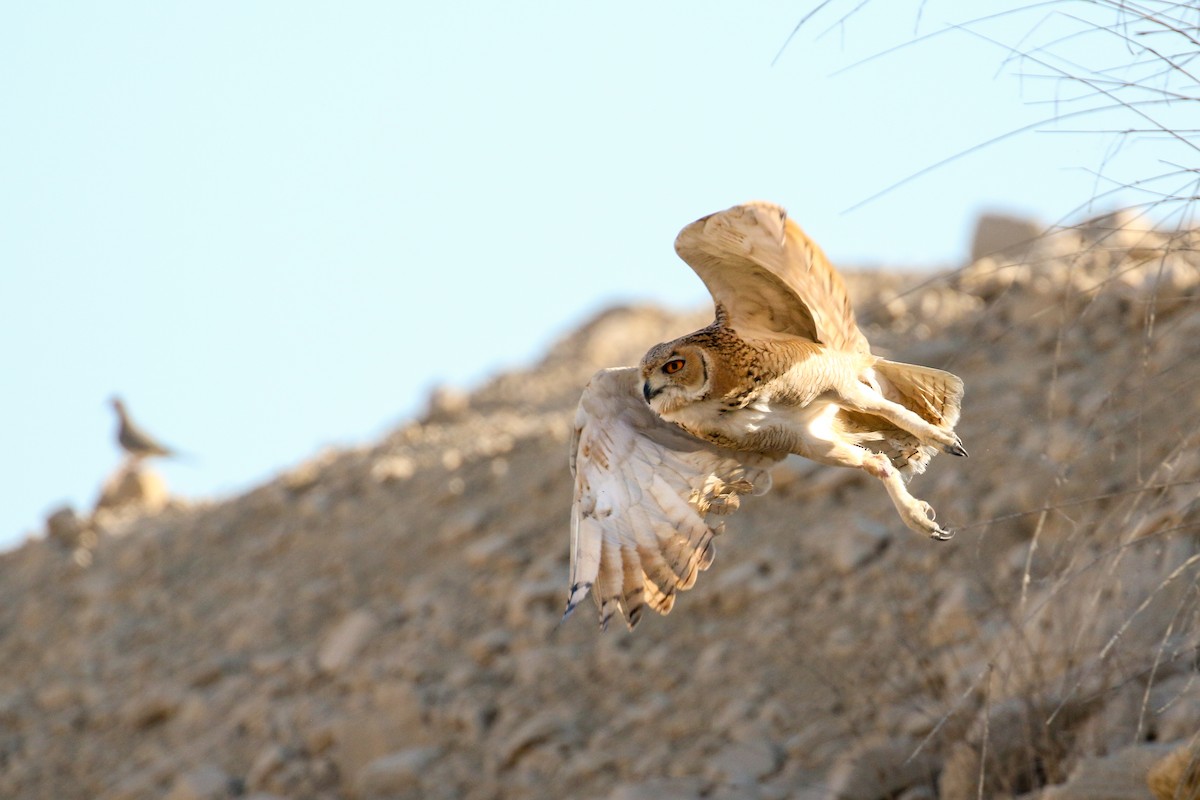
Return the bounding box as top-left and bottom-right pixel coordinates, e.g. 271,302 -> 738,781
249,652 -> 290,677
101,771 -> 159,800
970,212 -> 1042,263
708,784 -> 763,800
896,787 -> 937,800
371,455 -> 416,483
424,386 -> 469,422
495,711 -> 576,771
35,683 -> 77,713
230,694 -> 273,738
331,713 -> 426,780
606,778 -> 706,800
317,609 -> 380,675
441,449 -> 463,471
465,532 -> 517,569
1039,743 -> 1177,799
281,461 -> 321,493
707,737 -> 781,783
95,466 -> 169,513
164,764 -> 231,800
305,721 -> 336,756
45,505 -> 87,548
122,687 -> 183,728
188,655 -> 243,688
353,747 -> 441,799
246,744 -> 288,791
175,694 -> 211,731
371,681 -> 425,728
0,693 -> 22,726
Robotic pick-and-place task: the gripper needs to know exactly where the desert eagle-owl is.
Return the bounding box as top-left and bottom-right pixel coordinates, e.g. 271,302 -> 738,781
564,201 -> 966,630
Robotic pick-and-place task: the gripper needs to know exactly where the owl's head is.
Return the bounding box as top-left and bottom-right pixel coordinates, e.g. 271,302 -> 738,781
639,341 -> 712,414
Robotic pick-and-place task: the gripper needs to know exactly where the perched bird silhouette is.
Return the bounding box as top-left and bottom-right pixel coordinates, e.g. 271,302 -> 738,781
565,201 -> 966,630
110,397 -> 177,461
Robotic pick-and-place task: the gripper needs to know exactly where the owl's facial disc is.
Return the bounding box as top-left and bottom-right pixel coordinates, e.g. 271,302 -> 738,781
640,343 -> 709,413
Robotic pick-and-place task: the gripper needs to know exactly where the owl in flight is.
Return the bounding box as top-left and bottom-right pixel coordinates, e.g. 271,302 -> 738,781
564,201 -> 966,630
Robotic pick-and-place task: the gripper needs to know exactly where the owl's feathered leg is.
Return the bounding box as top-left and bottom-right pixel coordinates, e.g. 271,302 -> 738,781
795,410 -> 953,539
840,383 -> 967,458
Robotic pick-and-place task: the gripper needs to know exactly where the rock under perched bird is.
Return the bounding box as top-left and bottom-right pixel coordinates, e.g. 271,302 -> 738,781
564,201 -> 967,631
110,397 -> 177,460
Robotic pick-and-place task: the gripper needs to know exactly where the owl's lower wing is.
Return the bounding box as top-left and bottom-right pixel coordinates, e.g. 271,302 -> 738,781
565,367 -> 780,631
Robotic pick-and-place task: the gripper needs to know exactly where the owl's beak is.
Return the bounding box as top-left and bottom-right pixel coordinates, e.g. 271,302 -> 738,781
642,381 -> 652,403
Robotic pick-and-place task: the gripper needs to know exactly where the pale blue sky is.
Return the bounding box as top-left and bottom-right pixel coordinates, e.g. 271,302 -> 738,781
2,2 -> 1190,548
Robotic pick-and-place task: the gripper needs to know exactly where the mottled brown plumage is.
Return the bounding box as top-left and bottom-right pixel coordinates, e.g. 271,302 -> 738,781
565,201 -> 966,631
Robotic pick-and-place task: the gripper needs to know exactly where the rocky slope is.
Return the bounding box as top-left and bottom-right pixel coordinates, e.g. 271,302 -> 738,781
3,215 -> 1200,800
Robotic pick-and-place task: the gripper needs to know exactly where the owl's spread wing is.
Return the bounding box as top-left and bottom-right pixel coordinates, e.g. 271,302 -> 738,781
564,367 -> 780,630
674,201 -> 870,354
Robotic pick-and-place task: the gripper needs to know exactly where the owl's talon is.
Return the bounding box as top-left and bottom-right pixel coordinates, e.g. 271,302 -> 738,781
901,504 -> 947,540
943,435 -> 968,458
930,525 -> 955,541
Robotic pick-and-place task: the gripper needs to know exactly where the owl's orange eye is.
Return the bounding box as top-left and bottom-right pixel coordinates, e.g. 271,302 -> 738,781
663,358 -> 685,375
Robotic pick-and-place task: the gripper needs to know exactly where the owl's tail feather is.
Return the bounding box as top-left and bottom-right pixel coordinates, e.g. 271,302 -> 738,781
836,359 -> 966,479
873,359 -> 964,431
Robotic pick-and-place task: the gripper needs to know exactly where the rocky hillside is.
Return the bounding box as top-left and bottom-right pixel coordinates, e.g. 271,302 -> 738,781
3,214 -> 1200,800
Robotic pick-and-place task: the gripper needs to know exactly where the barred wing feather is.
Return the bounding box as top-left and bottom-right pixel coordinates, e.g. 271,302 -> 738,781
564,367 -> 780,630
